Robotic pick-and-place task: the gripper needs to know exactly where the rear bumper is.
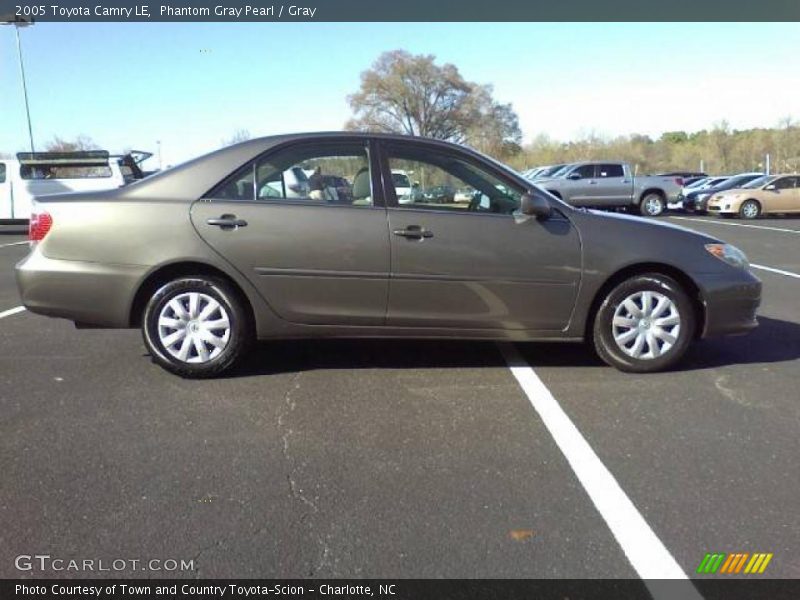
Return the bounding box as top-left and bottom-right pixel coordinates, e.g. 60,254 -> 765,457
699,270 -> 762,337
15,249 -> 146,328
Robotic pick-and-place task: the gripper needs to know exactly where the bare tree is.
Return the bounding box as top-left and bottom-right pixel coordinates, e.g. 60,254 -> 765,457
346,50 -> 521,159
222,129 -> 252,147
45,135 -> 100,152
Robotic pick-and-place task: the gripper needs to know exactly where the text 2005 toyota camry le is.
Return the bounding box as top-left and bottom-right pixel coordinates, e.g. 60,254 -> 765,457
16,133 -> 761,378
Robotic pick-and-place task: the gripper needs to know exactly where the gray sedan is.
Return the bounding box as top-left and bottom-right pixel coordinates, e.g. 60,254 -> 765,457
16,133 -> 761,378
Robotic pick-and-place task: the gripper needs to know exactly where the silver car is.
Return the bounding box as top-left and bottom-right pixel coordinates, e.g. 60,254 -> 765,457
16,133 -> 761,378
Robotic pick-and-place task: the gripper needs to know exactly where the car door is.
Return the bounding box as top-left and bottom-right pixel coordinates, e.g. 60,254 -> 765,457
767,176 -> 800,213
379,140 -> 581,332
191,139 -> 391,326
594,163 -> 632,204
563,163 -> 599,205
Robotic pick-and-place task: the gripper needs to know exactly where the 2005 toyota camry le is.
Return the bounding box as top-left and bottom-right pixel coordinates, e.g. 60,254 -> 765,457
16,133 -> 761,378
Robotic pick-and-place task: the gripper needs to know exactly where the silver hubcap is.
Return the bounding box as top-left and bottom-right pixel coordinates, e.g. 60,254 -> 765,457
645,196 -> 663,215
742,203 -> 758,218
612,291 -> 681,360
158,292 -> 231,363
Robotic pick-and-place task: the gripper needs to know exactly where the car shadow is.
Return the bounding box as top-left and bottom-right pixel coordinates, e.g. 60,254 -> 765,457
229,338 -> 508,378
225,316 -> 799,378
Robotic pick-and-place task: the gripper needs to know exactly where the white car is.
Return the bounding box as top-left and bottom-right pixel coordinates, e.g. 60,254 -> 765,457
391,170 -> 422,204
0,151 -> 138,224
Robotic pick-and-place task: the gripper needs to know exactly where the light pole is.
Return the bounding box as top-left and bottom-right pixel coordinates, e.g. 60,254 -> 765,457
3,19 -> 36,152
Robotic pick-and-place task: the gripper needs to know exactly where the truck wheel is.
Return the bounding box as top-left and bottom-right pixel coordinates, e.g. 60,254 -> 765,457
592,273 -> 695,373
639,193 -> 666,217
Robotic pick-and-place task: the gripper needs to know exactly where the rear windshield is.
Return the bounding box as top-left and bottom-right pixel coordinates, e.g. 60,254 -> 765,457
20,164 -> 112,180
392,173 -> 410,187
290,166 -> 309,182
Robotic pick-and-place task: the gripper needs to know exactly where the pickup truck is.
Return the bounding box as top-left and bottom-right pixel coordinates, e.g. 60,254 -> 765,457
535,161 -> 683,217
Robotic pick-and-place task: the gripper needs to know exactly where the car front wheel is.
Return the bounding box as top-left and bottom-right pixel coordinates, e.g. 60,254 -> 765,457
592,274 -> 695,373
739,199 -> 761,219
142,276 -> 252,378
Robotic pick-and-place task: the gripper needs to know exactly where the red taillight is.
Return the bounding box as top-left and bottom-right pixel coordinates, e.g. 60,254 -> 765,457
675,177 -> 684,186
29,212 -> 53,242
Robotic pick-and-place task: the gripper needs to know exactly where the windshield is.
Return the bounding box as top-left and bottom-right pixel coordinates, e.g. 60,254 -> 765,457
549,164 -> 572,178
685,177 -> 709,189
742,175 -> 775,189
392,173 -> 410,188
721,174 -> 760,189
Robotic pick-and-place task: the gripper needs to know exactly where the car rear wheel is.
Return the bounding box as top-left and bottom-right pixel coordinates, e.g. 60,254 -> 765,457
739,199 -> 761,220
639,193 -> 666,217
592,274 -> 695,373
142,276 -> 252,378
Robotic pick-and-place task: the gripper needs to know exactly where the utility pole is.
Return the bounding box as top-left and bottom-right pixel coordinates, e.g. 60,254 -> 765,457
2,20 -> 35,152
765,153 -> 770,175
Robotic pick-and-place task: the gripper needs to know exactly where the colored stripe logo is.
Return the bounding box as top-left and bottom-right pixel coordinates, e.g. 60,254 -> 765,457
696,552 -> 773,574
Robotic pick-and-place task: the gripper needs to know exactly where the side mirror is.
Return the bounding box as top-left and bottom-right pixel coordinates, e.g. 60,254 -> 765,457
764,184 -> 776,191
521,193 -> 552,220
567,172 -> 582,180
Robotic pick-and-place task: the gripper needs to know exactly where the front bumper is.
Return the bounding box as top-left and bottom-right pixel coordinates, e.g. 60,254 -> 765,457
15,248 -> 146,328
685,195 -> 710,212
699,270 -> 762,337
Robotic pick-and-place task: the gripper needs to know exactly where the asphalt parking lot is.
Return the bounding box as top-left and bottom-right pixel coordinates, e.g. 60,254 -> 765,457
1,214 -> 798,584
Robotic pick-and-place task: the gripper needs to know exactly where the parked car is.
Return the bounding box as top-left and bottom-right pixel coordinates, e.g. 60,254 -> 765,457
391,170 -> 423,204
454,187 -> 475,203
673,176 -> 729,209
683,173 -> 763,213
537,161 -> 683,216
16,132 -> 760,378
656,171 -> 707,181
533,164 -> 570,180
423,185 -> 456,204
0,151 -> 147,224
707,174 -> 800,219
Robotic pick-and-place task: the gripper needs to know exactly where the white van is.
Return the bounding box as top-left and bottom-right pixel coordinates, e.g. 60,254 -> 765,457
0,151 -> 149,224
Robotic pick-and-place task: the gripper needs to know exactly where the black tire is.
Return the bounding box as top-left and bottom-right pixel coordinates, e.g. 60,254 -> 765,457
592,273 -> 695,373
639,192 -> 666,217
142,276 -> 253,378
739,199 -> 761,220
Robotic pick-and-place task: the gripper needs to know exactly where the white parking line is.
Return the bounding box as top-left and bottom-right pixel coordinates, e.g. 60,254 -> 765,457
0,241 -> 28,249
668,216 -> 800,234
499,343 -> 703,598
751,264 -> 800,279
0,306 -> 26,319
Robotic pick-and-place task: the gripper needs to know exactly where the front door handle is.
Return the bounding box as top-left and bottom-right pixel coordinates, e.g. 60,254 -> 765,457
393,225 -> 433,240
207,214 -> 248,230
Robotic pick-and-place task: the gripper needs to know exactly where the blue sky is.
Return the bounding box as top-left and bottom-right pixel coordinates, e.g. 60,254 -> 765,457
1,22 -> 798,169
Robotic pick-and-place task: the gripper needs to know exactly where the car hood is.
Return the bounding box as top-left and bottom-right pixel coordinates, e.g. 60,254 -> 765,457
581,209 -> 720,242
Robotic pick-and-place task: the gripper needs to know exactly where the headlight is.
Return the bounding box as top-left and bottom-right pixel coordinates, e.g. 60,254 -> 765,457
705,243 -> 749,269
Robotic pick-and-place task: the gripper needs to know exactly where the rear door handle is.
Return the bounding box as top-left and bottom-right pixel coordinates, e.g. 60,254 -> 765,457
393,225 -> 433,240
207,214 -> 248,229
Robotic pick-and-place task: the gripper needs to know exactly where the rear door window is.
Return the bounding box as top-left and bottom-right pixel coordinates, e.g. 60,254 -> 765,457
0,163 -> 6,183
597,164 -> 624,178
